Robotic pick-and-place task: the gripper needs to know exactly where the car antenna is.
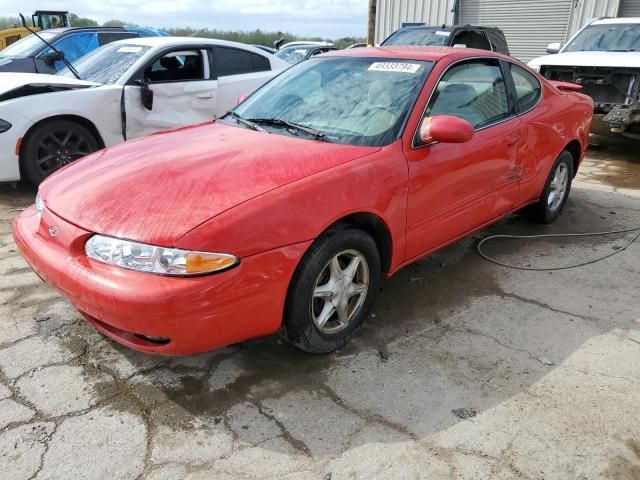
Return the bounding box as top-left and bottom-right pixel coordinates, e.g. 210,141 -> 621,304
19,13 -> 82,80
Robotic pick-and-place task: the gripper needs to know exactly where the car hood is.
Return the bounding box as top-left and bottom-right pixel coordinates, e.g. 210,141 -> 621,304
0,72 -> 98,98
529,51 -> 640,69
41,122 -> 380,246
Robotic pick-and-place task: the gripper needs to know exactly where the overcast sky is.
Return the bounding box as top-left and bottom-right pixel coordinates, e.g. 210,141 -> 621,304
1,0 -> 368,38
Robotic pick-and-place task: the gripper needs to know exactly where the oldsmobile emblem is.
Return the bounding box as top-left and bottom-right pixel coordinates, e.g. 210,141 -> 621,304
48,225 -> 59,237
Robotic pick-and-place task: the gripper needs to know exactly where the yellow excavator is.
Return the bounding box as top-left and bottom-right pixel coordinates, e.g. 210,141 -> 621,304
0,11 -> 70,50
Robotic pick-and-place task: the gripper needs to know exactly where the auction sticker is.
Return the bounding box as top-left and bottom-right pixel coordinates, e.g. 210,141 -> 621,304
368,62 -> 421,73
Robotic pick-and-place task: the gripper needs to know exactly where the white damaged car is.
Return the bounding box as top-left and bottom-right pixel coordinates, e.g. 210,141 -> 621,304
0,37 -> 289,184
529,18 -> 640,139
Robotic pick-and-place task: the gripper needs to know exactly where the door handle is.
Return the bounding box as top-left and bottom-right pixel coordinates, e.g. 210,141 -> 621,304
197,94 -> 213,99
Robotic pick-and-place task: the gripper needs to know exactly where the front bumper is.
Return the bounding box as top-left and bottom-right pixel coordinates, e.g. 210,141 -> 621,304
0,106 -> 31,182
12,205 -> 310,355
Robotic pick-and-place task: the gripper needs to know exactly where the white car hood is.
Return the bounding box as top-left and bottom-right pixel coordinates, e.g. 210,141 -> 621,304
0,72 -> 99,97
529,51 -> 640,69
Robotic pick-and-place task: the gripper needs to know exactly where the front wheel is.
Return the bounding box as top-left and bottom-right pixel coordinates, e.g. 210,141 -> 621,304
21,120 -> 100,185
282,227 -> 381,353
525,150 -> 574,224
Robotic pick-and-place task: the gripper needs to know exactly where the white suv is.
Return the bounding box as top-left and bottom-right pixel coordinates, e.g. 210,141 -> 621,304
529,17 -> 640,138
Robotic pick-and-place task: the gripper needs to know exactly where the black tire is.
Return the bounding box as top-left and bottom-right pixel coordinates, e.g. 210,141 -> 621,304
524,150 -> 574,224
21,119 -> 100,186
282,226 -> 381,354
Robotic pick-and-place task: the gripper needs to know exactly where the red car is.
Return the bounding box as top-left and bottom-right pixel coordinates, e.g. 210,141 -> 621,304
13,47 -> 593,355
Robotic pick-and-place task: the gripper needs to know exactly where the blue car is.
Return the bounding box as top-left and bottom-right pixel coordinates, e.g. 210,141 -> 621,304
0,26 -> 165,75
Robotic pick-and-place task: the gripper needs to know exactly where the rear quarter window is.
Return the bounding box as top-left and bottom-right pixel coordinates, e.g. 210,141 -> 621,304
510,64 -> 542,113
215,46 -> 271,76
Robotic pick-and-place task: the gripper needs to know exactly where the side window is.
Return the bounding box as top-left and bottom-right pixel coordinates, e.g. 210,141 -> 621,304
40,32 -> 99,71
451,31 -> 491,50
97,32 -> 138,46
424,60 -> 511,130
509,64 -> 542,113
215,46 -> 271,76
144,50 -> 205,83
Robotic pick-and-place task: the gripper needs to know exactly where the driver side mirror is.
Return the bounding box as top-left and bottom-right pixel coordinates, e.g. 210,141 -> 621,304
236,93 -> 250,105
43,50 -> 64,65
137,81 -> 154,111
419,115 -> 475,145
546,42 -> 562,54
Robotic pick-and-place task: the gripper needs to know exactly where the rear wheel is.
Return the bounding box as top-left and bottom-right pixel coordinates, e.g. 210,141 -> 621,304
282,227 -> 381,353
524,150 -> 574,223
21,119 -> 99,185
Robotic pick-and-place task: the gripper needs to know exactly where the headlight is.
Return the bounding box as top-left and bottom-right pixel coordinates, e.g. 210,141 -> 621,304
0,119 -> 11,133
85,235 -> 239,276
35,193 -> 44,220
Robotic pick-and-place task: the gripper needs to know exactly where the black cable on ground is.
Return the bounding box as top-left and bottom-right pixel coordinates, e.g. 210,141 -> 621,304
477,226 -> 640,271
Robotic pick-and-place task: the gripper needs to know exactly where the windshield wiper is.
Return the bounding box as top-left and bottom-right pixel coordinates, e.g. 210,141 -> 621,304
228,112 -> 266,132
247,118 -> 329,141
18,13 -> 81,80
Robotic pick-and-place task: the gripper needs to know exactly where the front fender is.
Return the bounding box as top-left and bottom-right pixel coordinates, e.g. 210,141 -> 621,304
175,141 -> 410,272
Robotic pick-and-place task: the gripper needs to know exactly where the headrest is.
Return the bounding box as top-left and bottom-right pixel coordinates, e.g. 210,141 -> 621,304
368,81 -> 392,109
160,56 -> 180,70
439,83 -> 477,105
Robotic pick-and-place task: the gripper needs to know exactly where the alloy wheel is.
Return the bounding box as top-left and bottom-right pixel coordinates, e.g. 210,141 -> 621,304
547,162 -> 569,212
35,129 -> 92,177
310,249 -> 370,335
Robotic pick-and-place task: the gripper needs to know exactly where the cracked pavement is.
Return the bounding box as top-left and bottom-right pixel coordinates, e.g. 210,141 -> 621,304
1,136 -> 639,479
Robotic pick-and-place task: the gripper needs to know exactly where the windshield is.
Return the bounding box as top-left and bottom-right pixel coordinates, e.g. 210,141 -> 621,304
275,46 -> 315,64
1,31 -> 57,57
230,57 -> 433,147
382,28 -> 450,46
564,24 -> 640,52
58,43 -> 151,84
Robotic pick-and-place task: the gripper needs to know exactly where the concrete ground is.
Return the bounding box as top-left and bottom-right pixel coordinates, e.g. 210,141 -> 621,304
0,136 -> 639,480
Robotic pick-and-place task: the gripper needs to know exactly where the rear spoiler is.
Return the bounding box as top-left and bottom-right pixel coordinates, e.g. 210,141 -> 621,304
549,80 -> 583,92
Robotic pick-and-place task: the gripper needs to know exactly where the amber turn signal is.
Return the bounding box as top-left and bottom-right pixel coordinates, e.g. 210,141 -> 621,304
185,252 -> 238,274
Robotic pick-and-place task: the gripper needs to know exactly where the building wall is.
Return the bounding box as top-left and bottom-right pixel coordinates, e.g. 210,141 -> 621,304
375,0 -> 623,48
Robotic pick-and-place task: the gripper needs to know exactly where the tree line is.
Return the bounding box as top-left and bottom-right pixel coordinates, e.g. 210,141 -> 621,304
0,14 -> 365,49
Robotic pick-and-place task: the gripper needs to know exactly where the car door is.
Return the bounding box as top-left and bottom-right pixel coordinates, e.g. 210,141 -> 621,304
504,62 -> 548,206
213,45 -> 274,117
403,58 -> 522,260
124,47 -> 218,139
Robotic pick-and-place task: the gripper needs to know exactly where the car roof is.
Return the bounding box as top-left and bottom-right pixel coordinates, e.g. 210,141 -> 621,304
591,17 -> 640,25
397,24 -> 500,31
323,45 -> 503,62
45,26 -> 128,34
110,36 -> 264,49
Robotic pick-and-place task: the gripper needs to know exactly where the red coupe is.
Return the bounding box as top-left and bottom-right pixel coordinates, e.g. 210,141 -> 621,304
13,47 -> 593,355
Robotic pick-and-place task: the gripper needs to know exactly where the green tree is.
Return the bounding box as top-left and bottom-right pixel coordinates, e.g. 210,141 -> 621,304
103,19 -> 129,27
69,13 -> 98,27
0,16 -> 26,29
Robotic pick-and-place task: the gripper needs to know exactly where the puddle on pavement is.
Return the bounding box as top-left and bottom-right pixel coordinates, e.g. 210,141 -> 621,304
581,136 -> 640,189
